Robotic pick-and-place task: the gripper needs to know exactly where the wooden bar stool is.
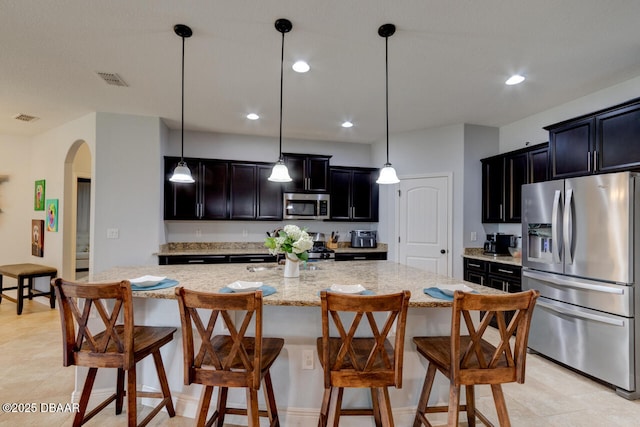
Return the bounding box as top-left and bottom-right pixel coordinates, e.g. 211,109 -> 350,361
175,287 -> 284,427
53,278 -> 176,427
0,263 -> 57,314
412,290 -> 539,427
316,290 -> 411,427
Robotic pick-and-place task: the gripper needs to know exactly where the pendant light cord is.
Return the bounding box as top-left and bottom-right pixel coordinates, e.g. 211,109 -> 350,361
180,34 -> 185,162
279,30 -> 285,162
385,34 -> 390,166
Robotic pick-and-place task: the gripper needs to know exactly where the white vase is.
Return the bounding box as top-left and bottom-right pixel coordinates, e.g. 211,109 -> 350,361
284,253 -> 300,278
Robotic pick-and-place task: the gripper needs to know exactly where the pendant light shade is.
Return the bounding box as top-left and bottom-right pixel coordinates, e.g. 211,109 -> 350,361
170,24 -> 195,184
268,18 -> 293,183
376,23 -> 400,185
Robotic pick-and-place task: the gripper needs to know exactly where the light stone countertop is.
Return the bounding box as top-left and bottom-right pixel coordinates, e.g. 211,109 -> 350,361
156,242 -> 388,256
89,260 -> 505,308
462,248 -> 522,267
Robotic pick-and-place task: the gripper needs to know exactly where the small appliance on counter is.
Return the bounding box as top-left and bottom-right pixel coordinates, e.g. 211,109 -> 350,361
308,232 -> 335,260
350,230 -> 377,248
483,233 -> 515,256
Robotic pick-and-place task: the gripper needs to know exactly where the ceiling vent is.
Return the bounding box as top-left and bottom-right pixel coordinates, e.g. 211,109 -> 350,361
96,72 -> 128,87
13,114 -> 39,122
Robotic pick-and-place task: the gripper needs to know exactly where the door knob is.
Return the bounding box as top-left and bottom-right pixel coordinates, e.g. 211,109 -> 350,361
440,249 -> 446,254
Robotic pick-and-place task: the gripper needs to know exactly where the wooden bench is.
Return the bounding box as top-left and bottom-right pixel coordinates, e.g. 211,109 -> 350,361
0,263 -> 57,315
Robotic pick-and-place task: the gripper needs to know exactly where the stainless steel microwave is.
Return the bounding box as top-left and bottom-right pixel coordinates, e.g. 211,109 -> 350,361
283,193 -> 330,220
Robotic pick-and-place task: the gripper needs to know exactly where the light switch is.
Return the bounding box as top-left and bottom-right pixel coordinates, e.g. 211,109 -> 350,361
471,231 -> 477,242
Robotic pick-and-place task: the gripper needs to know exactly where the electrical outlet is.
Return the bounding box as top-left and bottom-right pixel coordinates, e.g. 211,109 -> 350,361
471,231 -> 477,242
242,229 -> 248,237
196,229 -> 202,238
302,349 -> 314,370
106,228 -> 119,239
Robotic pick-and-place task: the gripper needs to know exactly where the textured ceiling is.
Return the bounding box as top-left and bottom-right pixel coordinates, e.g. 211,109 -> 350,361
2,0 -> 640,143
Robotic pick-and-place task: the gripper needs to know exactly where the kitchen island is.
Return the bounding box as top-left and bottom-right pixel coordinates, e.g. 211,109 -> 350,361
85,261 -> 504,425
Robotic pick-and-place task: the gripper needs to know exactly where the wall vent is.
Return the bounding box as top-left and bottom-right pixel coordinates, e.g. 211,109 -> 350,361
13,114 -> 39,122
96,72 -> 128,87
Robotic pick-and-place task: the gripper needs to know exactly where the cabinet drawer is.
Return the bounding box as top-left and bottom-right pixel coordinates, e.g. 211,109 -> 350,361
464,258 -> 487,273
335,252 -> 387,261
228,254 -> 277,263
488,263 -> 521,279
159,255 -> 228,265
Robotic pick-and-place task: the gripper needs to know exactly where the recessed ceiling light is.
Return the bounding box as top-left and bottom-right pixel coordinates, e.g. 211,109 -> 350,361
292,60 -> 310,73
505,74 -> 525,85
246,113 -> 259,120
341,121 -> 353,128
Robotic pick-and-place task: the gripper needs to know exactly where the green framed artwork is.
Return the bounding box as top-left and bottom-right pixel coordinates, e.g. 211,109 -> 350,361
46,199 -> 58,232
34,180 -> 46,210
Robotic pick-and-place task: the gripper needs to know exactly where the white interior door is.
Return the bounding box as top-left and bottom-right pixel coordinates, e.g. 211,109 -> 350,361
397,175 -> 451,276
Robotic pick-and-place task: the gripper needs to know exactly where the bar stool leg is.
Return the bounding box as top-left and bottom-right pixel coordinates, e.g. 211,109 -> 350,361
17,276 -> 25,315
0,274 -> 3,304
49,273 -> 56,308
28,276 -> 34,300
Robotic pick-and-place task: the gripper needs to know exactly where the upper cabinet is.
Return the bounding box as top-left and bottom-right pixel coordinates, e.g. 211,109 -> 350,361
481,143 -> 548,223
329,167 -> 379,222
164,157 -> 228,220
282,153 -> 331,193
164,157 -> 281,221
546,98 -> 640,179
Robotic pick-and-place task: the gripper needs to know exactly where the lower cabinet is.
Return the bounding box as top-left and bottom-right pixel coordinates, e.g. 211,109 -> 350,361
463,257 -> 522,327
334,252 -> 387,261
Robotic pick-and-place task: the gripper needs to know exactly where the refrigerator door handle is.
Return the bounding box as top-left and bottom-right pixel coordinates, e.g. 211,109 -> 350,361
563,188 -> 574,265
551,190 -> 562,264
536,300 -> 625,327
523,270 -> 625,295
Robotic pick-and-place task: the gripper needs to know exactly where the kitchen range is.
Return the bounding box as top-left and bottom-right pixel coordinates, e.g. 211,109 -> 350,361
522,171 -> 640,399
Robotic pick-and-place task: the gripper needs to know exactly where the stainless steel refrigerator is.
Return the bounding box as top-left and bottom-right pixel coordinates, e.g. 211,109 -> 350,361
522,171 -> 640,399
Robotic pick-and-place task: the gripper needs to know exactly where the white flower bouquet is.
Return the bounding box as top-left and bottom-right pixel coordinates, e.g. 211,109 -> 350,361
264,224 -> 313,261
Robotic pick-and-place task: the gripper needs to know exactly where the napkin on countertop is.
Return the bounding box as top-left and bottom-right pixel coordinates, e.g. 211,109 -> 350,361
131,279 -> 179,291
218,285 -> 277,296
319,289 -> 376,296
424,287 -> 478,301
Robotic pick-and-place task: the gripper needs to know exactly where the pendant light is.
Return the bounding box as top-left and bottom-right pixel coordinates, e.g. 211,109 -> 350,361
170,24 -> 195,183
376,23 -> 400,185
268,18 -> 293,182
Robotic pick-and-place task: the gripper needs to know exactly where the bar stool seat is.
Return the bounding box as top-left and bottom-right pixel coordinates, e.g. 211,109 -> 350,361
0,263 -> 57,314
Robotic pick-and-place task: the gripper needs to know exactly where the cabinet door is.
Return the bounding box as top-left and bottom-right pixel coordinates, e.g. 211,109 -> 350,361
549,117 -> 595,179
351,169 -> 378,221
306,156 -> 330,192
329,168 -> 352,220
200,160 -> 228,219
256,165 -> 282,220
164,157 -> 199,219
482,157 -> 504,223
596,103 -> 640,173
282,155 -> 306,193
229,163 -> 256,219
504,152 -> 527,222
528,146 -> 549,183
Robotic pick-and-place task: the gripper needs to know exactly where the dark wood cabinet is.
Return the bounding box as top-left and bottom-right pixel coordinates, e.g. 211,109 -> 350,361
329,167 -> 379,222
481,143 -> 548,223
229,163 -> 283,220
548,117 -> 595,178
463,258 -> 521,328
547,98 -> 640,179
164,157 -> 228,220
335,252 -> 387,261
283,153 -> 331,193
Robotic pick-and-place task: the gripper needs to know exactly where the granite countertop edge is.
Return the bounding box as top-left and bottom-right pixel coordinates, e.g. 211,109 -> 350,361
462,248 -> 522,267
156,243 -> 388,256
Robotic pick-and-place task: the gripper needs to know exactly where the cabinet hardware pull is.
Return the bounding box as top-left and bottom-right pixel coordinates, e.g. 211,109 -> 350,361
354,256 -> 366,260
480,277 -> 484,285
499,204 -> 503,219
593,151 -> 598,171
469,263 -> 481,268
587,152 -> 591,172
497,268 -> 513,274
188,259 -> 205,263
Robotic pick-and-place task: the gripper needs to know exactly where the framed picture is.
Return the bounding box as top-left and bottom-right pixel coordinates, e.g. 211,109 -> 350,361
32,219 -> 44,257
34,180 -> 46,211
46,199 -> 58,232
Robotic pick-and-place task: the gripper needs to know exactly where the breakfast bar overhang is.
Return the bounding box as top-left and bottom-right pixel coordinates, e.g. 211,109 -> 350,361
82,261 -> 505,425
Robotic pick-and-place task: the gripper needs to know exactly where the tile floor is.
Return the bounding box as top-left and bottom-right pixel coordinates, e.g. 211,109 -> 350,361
1,297 -> 640,426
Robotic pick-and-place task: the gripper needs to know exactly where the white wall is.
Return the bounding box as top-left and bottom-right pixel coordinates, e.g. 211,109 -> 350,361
92,113 -> 164,273
0,134 -> 33,264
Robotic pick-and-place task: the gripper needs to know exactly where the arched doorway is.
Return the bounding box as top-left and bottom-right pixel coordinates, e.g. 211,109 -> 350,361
62,141 -> 92,279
